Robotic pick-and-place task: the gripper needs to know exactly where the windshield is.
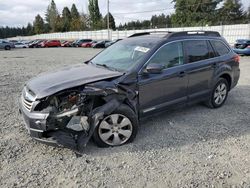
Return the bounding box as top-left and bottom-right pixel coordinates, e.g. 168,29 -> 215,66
91,38 -> 159,72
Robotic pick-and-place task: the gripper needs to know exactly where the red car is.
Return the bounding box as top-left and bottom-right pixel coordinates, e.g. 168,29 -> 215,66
42,40 -> 61,47
81,40 -> 96,48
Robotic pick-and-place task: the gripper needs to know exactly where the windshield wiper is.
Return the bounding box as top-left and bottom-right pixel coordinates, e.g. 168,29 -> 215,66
96,63 -> 119,72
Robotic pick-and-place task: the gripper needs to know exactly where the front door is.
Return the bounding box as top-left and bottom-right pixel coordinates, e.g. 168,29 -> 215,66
138,41 -> 188,115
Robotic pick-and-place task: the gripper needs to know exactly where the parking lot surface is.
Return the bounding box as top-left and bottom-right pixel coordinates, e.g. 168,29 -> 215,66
0,48 -> 250,187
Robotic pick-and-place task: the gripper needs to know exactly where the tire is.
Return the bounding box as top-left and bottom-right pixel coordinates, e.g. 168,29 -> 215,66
93,104 -> 138,147
205,78 -> 229,108
5,46 -> 11,50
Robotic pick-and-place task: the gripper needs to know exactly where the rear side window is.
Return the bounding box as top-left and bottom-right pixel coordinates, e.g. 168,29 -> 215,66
210,40 -> 230,56
184,40 -> 211,63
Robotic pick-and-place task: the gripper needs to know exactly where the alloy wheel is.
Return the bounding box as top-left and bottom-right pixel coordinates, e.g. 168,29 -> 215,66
98,114 -> 133,146
214,83 -> 227,105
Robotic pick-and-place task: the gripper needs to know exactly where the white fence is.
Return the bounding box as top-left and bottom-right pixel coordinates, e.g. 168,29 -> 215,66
9,24 -> 250,45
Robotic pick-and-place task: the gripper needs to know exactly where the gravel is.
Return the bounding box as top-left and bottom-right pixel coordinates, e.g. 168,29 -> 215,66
1,48 -> 250,187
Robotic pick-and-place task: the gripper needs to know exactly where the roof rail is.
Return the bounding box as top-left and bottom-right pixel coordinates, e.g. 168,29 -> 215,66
129,30 -> 220,38
167,31 -> 221,38
129,31 -> 172,38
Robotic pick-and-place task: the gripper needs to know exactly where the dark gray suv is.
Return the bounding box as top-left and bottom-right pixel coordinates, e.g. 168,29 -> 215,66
19,31 -> 240,152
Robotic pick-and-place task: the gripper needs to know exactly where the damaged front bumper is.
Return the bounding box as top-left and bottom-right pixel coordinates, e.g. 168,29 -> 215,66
19,98 -> 90,151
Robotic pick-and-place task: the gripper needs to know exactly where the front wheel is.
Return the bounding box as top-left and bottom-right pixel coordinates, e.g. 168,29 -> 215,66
93,105 -> 138,147
5,46 -> 11,50
206,78 -> 229,108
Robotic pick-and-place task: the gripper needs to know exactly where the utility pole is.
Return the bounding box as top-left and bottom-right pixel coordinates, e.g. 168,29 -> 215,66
107,0 -> 110,40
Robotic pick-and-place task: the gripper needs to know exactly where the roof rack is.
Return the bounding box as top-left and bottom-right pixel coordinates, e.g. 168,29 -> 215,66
168,31 -> 221,38
129,31 -> 172,38
129,30 -> 220,38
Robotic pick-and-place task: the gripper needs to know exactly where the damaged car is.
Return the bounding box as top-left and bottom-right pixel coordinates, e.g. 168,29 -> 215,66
19,31 -> 240,152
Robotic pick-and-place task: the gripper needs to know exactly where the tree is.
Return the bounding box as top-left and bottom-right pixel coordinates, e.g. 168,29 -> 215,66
247,6 -> 250,22
71,4 -> 80,19
45,0 -> 59,32
33,14 -> 44,34
62,7 -> 71,32
26,23 -> 34,35
88,0 -> 102,29
104,13 -> 116,30
171,0 -> 223,27
70,4 -> 82,31
219,0 -> 246,24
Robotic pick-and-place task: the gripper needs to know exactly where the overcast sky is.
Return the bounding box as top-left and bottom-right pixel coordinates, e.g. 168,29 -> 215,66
0,0 -> 249,27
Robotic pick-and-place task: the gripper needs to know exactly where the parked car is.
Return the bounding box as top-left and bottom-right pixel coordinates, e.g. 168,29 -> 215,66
92,40 -> 111,48
61,40 -> 73,47
81,40 -> 97,48
19,31 -> 240,152
233,39 -> 250,55
15,42 -> 29,48
41,40 -> 61,48
105,39 -> 122,48
0,39 -> 15,50
72,39 -> 92,47
28,40 -> 43,48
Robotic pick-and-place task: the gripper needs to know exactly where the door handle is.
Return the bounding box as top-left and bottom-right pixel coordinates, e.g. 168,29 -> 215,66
179,71 -> 186,77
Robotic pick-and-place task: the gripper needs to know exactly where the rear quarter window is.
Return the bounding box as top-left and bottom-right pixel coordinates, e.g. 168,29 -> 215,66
210,40 -> 230,56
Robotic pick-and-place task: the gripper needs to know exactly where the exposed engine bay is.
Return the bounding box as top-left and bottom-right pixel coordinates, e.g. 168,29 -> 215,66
26,79 -> 138,153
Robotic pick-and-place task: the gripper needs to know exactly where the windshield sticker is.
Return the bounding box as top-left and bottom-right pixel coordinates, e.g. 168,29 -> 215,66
135,46 -> 150,53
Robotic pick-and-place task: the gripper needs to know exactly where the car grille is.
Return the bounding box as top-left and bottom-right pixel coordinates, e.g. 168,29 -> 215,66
22,87 -> 36,112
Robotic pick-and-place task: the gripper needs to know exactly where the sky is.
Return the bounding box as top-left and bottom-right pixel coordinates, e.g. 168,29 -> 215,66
0,0 -> 249,27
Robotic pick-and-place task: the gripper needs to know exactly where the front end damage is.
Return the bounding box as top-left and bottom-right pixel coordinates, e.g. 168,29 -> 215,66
19,79 -> 138,152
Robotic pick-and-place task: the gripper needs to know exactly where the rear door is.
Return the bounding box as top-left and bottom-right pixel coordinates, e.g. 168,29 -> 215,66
183,40 -> 217,101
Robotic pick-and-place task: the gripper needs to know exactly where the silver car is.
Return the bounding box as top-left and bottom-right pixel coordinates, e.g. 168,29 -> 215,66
0,39 -> 14,50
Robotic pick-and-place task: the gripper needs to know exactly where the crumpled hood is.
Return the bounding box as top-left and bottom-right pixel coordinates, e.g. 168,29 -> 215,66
26,64 -> 123,99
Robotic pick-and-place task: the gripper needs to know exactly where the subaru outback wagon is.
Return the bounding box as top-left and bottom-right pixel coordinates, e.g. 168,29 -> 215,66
19,31 -> 240,152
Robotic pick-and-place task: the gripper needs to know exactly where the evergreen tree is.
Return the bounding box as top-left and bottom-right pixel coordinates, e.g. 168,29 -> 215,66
70,4 -> 82,31
62,7 -> 71,32
26,23 -> 34,35
171,0 -> 222,27
88,0 -> 102,29
71,4 -> 80,19
45,0 -> 59,32
247,6 -> 250,22
219,0 -> 246,24
103,13 -> 116,30
33,14 -> 44,34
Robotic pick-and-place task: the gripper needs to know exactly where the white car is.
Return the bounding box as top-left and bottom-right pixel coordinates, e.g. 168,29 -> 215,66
15,42 -> 28,48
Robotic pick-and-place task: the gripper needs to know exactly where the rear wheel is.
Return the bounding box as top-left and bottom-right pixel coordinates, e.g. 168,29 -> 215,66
206,78 -> 229,108
93,105 -> 138,147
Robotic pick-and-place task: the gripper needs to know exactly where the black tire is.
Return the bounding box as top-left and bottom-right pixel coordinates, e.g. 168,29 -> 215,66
5,45 -> 11,50
205,78 -> 229,108
93,104 -> 138,148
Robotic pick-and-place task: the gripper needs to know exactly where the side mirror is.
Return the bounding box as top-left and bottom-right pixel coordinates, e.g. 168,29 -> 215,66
145,64 -> 164,74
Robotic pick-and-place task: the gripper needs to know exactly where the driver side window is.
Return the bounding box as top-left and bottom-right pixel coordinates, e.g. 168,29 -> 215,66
148,42 -> 183,69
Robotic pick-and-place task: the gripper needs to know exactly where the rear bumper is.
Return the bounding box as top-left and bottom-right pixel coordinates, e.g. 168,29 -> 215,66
232,68 -> 240,89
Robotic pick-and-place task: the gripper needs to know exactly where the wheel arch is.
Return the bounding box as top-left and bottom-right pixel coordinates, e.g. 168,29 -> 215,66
219,73 -> 232,90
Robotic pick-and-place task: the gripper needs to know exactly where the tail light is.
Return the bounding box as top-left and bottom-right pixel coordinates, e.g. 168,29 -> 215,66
247,45 -> 250,48
233,54 -> 240,63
